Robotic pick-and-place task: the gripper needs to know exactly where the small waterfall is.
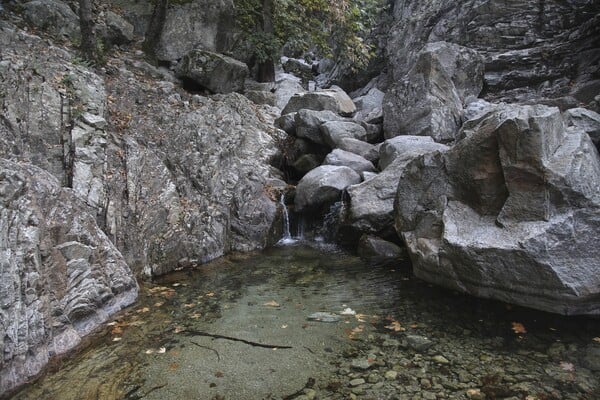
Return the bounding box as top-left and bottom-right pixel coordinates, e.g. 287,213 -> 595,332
277,194 -> 296,245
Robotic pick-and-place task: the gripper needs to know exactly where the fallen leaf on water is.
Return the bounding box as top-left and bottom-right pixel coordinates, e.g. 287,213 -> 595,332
111,326 -> 123,335
593,337 -> 600,343
157,347 -> 166,354
190,313 -> 202,319
559,361 -> 575,372
137,307 -> 150,314
173,326 -> 185,334
183,303 -> 195,308
264,300 -> 280,307
281,324 -> 288,329
205,292 -> 216,297
215,370 -> 224,378
348,325 -> 364,340
385,321 -> 405,332
169,363 -> 179,371
511,322 -> 527,334
355,314 -> 368,322
107,321 -> 118,326
154,302 -> 164,307
112,337 -> 122,342
145,349 -> 155,354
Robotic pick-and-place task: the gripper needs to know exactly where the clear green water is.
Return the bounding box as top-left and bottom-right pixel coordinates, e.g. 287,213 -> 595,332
12,243 -> 600,400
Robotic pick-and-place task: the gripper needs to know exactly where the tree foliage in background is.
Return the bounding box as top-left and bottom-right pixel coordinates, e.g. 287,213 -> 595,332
234,0 -> 387,79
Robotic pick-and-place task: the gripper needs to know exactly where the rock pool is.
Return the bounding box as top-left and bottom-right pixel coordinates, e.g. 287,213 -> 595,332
12,243 -> 600,399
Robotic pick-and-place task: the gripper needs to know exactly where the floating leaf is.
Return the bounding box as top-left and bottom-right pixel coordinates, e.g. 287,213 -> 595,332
169,363 -> 179,371
112,337 -> 122,342
355,313 -> 368,322
215,370 -> 224,378
593,337 -> 600,343
137,307 -> 150,314
348,325 -> 364,340
511,322 -> 527,334
205,292 -> 216,297
173,326 -> 185,334
281,324 -> 288,329
385,321 -> 405,332
264,300 -> 280,307
340,308 -> 356,315
157,347 -> 166,354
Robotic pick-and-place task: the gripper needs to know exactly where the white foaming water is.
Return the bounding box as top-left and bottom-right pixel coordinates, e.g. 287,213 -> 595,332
277,194 -> 297,245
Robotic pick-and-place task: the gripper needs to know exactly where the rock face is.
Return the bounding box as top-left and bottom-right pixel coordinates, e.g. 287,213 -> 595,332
384,41 -> 485,143
565,108 -> 600,152
0,17 -> 285,394
386,0 -> 600,105
295,166 -> 361,211
154,0 -> 235,62
0,159 -> 138,395
176,49 -> 249,94
394,105 -> 600,315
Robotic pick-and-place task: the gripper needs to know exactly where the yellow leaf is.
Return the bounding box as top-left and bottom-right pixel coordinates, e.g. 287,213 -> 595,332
263,300 -> 280,307
205,292 -> 216,297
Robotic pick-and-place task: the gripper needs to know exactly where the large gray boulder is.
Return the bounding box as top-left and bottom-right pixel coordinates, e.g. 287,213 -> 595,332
282,86 -> 356,116
274,71 -> 306,109
101,10 -> 135,45
379,136 -> 448,171
295,165 -> 361,211
324,149 -> 376,174
320,121 -> 369,147
353,87 -> 385,124
346,139 -> 449,235
154,0 -> 234,62
22,0 -> 79,39
295,110 -> 344,145
176,49 -> 249,94
384,41 -> 484,143
0,159 -> 138,395
395,104 -> 600,315
336,138 -> 379,163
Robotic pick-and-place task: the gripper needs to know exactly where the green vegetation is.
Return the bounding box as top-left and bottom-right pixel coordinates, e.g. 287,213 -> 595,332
234,0 -> 387,76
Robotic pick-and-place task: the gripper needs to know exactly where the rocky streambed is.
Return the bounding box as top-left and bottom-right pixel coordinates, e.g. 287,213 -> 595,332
12,243 -> 600,400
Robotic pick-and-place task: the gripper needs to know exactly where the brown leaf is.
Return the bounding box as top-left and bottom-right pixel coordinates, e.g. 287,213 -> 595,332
511,322 -> 527,334
593,337 -> 600,343
215,370 -> 224,378
169,362 -> 179,371
263,300 -> 280,307
385,321 -> 405,332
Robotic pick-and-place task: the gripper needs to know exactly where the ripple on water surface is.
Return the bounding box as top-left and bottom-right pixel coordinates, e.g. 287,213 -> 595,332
12,244 -> 600,400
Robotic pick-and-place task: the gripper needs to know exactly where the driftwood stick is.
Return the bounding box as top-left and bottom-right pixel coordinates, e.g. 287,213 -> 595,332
185,330 -> 292,349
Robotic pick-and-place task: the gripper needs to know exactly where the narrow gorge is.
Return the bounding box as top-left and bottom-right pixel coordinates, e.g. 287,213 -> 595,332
1,0 -> 599,399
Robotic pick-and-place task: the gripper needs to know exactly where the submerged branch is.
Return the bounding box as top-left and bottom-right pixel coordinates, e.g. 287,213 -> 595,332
184,330 -> 292,349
